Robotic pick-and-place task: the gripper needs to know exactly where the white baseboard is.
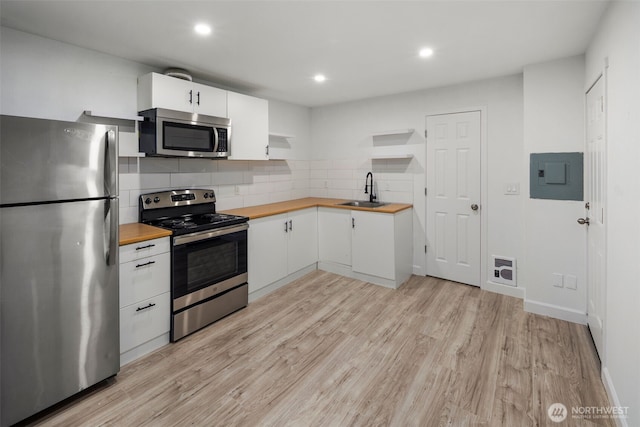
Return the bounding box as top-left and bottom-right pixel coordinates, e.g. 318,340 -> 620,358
524,299 -> 587,324
483,280 -> 525,299
602,366 -> 629,427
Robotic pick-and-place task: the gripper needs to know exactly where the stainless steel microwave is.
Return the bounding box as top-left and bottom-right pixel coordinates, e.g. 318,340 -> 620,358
139,108 -> 231,158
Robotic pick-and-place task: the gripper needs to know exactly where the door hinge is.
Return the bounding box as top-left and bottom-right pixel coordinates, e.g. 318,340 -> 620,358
424,245 -> 427,253
424,187 -> 427,196
424,130 -> 428,139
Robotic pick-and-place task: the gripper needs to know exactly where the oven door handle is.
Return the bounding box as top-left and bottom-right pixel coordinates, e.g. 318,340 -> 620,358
173,223 -> 249,246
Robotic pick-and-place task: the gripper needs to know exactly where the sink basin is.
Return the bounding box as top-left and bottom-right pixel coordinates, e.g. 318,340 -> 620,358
339,200 -> 388,208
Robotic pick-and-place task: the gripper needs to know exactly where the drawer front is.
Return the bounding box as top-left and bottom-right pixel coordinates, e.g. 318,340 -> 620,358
119,252 -> 170,308
120,237 -> 170,263
120,292 -> 170,353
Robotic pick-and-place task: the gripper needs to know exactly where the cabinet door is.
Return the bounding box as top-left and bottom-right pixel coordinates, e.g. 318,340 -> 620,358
193,82 -> 227,117
119,252 -> 170,308
351,210 -> 395,280
138,72 -> 194,113
287,208 -> 318,274
227,91 -> 269,160
120,292 -> 171,353
318,207 -> 352,266
248,214 -> 287,293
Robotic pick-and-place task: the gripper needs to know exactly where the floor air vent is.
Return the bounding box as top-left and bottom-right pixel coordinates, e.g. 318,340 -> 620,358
492,256 -> 516,286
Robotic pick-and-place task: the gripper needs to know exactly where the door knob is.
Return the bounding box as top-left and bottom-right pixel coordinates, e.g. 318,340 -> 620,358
471,204 -> 479,211
577,217 -> 590,225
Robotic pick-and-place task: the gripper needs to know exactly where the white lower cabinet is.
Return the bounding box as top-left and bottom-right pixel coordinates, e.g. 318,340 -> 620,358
119,237 -> 170,366
351,210 -> 397,280
248,208 -> 318,294
318,207 -> 352,267
319,208 -> 413,288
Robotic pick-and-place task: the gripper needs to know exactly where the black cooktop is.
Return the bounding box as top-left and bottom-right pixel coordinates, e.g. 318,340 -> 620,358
139,189 -> 248,236
144,212 -> 248,236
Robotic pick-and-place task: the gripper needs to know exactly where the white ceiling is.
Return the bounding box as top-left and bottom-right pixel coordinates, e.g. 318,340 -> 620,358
0,0 -> 609,107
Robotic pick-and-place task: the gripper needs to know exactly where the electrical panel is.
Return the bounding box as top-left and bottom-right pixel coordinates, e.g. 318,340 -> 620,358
529,152 -> 583,201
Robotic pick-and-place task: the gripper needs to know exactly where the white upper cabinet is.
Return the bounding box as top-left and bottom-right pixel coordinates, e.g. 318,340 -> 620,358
227,91 -> 269,160
137,72 -> 227,118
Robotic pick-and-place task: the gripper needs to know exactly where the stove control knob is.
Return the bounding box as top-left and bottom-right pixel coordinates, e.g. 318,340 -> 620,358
203,193 -> 209,199
154,197 -> 160,203
209,192 -> 215,199
144,198 -> 152,205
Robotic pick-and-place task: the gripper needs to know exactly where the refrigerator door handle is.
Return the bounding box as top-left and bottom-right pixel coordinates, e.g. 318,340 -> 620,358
105,198 -> 118,266
104,129 -> 118,196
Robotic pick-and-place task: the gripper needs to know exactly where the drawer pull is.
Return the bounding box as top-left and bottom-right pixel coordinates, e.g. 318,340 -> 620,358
135,244 -> 156,250
135,261 -> 156,268
136,303 -> 156,312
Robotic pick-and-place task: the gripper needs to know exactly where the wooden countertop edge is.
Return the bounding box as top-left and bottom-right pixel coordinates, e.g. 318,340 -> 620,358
221,197 -> 413,220
119,223 -> 172,246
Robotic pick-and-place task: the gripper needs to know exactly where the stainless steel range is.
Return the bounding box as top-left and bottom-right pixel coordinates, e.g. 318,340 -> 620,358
140,189 -> 248,341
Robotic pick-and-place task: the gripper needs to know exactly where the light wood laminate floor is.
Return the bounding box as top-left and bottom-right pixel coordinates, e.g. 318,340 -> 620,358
26,271 -> 613,426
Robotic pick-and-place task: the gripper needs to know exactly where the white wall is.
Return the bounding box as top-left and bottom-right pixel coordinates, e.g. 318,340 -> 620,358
0,27 -> 313,223
310,76 -> 524,281
522,56 -> 587,322
586,2 -> 640,425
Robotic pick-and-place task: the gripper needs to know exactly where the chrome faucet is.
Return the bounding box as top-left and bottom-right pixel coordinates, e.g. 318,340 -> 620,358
364,172 -> 376,203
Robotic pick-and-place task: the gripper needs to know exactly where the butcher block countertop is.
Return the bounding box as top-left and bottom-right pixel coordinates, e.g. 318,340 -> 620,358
119,223 -> 172,246
222,197 -> 412,220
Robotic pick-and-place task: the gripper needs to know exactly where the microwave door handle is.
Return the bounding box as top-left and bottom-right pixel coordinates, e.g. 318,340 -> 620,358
213,127 -> 219,153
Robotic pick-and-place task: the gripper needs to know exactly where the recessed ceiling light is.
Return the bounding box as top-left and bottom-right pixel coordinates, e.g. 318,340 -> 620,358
314,74 -> 327,83
419,47 -> 434,58
194,23 -> 212,36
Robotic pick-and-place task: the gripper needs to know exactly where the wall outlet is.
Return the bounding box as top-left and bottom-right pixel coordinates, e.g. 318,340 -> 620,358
234,185 -> 240,195
565,274 -> 577,290
552,273 -> 564,288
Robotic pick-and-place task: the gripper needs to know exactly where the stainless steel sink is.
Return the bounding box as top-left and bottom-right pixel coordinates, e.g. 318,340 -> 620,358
339,200 -> 388,208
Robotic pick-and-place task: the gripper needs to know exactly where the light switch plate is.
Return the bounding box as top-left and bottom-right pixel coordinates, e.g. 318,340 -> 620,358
553,273 -> 564,288
504,182 -> 520,195
565,274 -> 577,290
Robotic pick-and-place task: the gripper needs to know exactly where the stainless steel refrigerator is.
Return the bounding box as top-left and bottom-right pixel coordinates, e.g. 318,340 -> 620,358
0,115 -> 120,426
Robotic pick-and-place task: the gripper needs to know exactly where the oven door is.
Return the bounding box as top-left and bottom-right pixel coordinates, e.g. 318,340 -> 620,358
172,224 -> 248,310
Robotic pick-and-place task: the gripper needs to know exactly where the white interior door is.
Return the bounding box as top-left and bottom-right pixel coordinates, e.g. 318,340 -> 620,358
426,111 -> 481,286
585,75 -> 606,360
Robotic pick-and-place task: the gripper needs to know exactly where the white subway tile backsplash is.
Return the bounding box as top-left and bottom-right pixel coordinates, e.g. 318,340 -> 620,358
309,179 -> 328,189
327,189 -> 356,200
119,173 -> 141,191
118,145 -> 415,215
119,206 -> 138,225
137,157 -> 180,173
169,172 -> 212,188
244,193 -> 270,207
178,158 -> 218,173
118,158 -> 129,174
140,173 -> 171,190
215,196 -> 245,211
310,160 -> 329,170
213,170 -> 245,185
269,191 -> 293,203
309,169 -> 327,179
218,160 -> 249,172
328,169 -> 353,180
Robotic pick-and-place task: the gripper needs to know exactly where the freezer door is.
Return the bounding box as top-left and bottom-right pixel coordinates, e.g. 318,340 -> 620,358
0,198 -> 119,426
0,115 -> 118,205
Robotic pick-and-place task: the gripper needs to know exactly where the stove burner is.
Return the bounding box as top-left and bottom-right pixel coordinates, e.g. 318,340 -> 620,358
160,218 -> 197,229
